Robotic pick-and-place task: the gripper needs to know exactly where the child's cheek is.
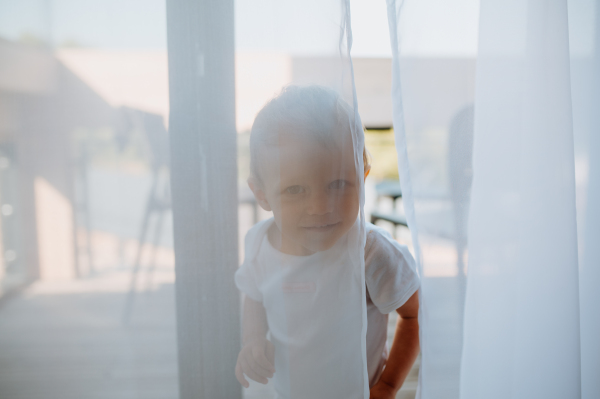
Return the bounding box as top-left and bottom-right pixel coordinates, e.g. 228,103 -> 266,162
278,201 -> 304,229
340,189 -> 359,216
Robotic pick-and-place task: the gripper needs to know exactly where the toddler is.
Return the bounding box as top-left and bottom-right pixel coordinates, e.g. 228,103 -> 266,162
234,85 -> 420,399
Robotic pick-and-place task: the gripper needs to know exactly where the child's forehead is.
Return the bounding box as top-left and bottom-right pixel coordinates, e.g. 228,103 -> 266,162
280,128 -> 354,149
259,137 -> 357,182
265,132 -> 354,162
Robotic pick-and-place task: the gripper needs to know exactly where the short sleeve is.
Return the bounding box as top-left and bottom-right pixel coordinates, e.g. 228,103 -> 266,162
234,261 -> 263,302
365,226 -> 420,314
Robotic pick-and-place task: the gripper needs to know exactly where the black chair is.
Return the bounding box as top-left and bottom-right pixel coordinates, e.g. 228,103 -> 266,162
122,109 -> 170,325
370,180 -> 408,238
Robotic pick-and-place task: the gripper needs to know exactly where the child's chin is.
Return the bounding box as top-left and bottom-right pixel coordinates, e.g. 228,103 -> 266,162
304,234 -> 341,253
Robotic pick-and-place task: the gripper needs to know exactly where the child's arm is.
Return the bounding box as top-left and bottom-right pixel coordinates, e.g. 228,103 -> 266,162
370,291 -> 420,399
235,296 -> 275,387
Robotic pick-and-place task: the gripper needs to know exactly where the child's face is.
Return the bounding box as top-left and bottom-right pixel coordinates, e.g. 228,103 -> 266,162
251,134 -> 360,256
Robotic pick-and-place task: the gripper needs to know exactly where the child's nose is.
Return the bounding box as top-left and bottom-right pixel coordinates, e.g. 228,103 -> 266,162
307,191 -> 334,215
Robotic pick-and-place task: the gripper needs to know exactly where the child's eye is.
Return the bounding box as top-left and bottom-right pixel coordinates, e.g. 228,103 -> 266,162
285,185 -> 305,195
329,180 -> 348,189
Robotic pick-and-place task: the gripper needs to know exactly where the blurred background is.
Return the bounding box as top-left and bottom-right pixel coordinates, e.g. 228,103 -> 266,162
0,1 -> 484,398
0,0 -> 594,398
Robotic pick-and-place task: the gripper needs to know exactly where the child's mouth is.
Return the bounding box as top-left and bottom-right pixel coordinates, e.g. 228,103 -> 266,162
302,222 -> 341,232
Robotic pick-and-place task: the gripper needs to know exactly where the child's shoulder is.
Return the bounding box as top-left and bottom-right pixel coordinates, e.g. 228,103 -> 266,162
365,222 -> 399,250
244,218 -> 274,262
364,222 -> 415,270
363,223 -> 419,312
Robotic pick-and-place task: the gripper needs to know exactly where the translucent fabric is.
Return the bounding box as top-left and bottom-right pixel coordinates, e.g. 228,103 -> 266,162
232,2 -> 369,398
386,0 -> 477,397
0,3 -> 179,399
461,1 -> 580,397
233,84 -> 370,399
1,1 -> 598,399
386,1 -> 599,399
572,3 -> 600,398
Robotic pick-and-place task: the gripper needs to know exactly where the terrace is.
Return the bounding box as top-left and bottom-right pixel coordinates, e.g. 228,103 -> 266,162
0,29 -> 475,399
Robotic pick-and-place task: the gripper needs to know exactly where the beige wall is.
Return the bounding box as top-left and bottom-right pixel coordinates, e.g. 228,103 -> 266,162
34,177 -> 76,280
0,41 -> 57,94
0,44 -> 118,287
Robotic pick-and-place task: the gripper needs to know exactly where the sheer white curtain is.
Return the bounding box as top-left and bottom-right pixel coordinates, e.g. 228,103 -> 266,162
461,1 -> 580,397
386,0 -> 598,398
230,1 -> 372,398
575,1 -> 600,398
386,0 -> 476,397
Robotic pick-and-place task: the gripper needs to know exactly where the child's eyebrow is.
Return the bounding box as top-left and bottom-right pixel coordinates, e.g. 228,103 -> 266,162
278,172 -> 308,185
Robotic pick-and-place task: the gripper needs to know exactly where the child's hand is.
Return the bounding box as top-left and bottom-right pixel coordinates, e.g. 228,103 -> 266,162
369,380 -> 397,399
235,338 -> 275,387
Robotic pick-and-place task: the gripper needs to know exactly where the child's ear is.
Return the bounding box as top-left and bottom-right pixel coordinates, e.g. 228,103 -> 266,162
248,177 -> 272,212
364,165 -> 371,180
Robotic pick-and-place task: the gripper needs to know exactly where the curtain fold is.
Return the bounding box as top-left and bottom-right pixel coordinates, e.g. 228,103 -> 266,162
233,1 -> 369,398
386,0 -> 596,398
460,1 -> 580,397
579,1 -> 600,398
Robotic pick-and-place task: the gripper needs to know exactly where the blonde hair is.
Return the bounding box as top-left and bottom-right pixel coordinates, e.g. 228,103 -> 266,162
249,85 -> 370,183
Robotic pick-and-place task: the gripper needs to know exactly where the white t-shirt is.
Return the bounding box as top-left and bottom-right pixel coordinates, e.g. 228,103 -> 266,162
235,218 -> 419,398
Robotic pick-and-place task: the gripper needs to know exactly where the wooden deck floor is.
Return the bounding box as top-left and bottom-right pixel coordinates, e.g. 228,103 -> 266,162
0,234 -> 462,399
0,268 -> 179,399
0,268 -> 426,399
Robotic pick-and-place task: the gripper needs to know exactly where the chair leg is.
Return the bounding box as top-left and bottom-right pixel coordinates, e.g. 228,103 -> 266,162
144,208 -> 166,292
122,172 -> 159,325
